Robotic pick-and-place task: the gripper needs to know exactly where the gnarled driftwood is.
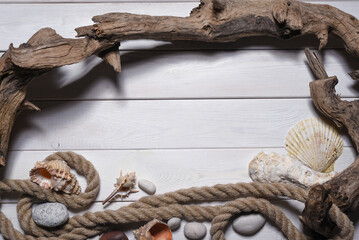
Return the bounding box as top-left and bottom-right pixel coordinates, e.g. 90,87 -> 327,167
1,0 -> 359,237
301,49 -> 359,237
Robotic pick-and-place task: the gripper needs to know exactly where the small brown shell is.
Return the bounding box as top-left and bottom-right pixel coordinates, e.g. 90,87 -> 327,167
30,159 -> 81,194
133,219 -> 172,240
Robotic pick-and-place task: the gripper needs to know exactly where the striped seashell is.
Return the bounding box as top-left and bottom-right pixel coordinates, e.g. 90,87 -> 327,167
62,173 -> 81,194
30,159 -> 81,194
285,118 -> 343,172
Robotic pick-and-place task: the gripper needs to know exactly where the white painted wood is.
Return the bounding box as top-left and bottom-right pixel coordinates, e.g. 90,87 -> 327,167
27,49 -> 359,100
1,148 -> 356,203
0,2 -> 358,50
8,99 -> 354,151
1,1 -> 359,239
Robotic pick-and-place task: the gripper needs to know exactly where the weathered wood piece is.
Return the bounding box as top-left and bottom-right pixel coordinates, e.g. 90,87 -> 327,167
1,1 -> 359,236
1,0 -> 359,166
302,49 -> 359,237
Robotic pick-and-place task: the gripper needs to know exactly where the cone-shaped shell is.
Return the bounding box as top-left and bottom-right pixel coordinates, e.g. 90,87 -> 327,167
285,118 -> 343,172
62,173 -> 81,194
133,219 -> 172,240
30,159 -> 81,194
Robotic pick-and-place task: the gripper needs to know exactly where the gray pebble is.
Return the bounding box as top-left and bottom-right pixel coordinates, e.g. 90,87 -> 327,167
138,179 -> 156,195
184,222 -> 206,240
167,217 -> 181,231
232,213 -> 266,235
32,202 -> 69,228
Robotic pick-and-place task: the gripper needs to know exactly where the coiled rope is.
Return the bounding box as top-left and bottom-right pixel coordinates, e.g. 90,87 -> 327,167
0,152 -> 354,240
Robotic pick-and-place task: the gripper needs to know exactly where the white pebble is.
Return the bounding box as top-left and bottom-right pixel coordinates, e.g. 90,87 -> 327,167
138,179 -> 156,195
32,202 -> 69,228
232,213 -> 266,235
167,217 -> 181,231
184,222 -> 207,240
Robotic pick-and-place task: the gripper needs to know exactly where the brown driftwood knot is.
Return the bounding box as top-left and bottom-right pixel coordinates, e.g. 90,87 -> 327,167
0,151 -> 353,240
301,49 -> 359,238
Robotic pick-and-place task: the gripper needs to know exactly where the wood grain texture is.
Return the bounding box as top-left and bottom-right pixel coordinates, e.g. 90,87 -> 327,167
26,49 -> 359,100
2,0 -> 359,166
299,50 -> 359,237
7,99 -> 353,151
1,148 -> 356,203
1,0 -> 359,239
0,2 -> 357,51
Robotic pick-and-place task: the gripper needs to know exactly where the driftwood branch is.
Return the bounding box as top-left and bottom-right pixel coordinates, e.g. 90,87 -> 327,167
2,0 -> 359,166
1,0 -> 359,236
301,49 -> 359,237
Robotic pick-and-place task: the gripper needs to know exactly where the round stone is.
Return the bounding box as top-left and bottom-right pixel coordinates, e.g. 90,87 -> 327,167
100,231 -> 129,240
32,202 -> 69,228
138,179 -> 156,195
184,222 -> 207,240
232,213 -> 266,235
167,217 -> 181,231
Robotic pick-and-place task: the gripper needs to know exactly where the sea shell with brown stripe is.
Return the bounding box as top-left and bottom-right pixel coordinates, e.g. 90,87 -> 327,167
30,159 -> 81,194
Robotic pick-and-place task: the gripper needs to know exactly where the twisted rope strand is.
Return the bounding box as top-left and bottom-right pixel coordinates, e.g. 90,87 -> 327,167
0,152 -> 354,240
210,197 -> 307,240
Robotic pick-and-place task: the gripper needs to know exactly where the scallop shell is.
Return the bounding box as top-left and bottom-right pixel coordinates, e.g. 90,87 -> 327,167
285,118 -> 343,172
133,219 -> 172,240
30,159 -> 81,194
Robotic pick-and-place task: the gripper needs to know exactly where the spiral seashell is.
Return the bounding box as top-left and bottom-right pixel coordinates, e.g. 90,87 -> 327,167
285,118 -> 343,172
30,159 -> 81,194
62,173 -> 81,194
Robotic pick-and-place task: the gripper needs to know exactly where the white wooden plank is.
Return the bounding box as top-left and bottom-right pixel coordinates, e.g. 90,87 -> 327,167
0,2 -> 358,51
8,99 -> 354,151
27,49 -> 359,100
1,148 -> 356,203
0,200 -> 311,240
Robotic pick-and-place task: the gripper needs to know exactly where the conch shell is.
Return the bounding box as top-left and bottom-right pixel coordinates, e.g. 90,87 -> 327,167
30,159 -> 81,194
249,152 -> 336,189
133,219 -> 172,240
102,170 -> 138,205
285,118 -> 343,172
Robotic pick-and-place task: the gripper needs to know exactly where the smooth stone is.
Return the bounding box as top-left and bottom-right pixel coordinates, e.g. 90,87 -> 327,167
32,202 -> 69,228
100,231 -> 129,240
184,222 -> 207,240
167,217 -> 181,231
232,213 -> 266,235
138,179 -> 156,195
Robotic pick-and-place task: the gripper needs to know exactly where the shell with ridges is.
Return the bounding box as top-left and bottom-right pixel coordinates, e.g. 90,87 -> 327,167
285,118 -> 343,172
30,159 -> 81,194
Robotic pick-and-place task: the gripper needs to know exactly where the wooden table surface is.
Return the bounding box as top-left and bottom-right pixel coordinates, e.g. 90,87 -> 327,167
1,0 -> 359,239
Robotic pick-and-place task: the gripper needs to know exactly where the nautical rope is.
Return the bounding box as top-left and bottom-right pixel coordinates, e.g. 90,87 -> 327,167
0,152 -> 354,240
